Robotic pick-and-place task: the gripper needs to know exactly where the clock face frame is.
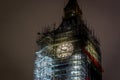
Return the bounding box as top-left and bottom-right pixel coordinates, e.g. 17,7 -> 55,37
86,41 -> 99,62
56,42 -> 74,59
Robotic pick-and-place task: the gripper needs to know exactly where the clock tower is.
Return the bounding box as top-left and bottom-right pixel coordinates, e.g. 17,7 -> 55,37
34,0 -> 103,80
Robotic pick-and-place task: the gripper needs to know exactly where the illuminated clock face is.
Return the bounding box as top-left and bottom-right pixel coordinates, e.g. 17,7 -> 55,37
86,41 -> 99,62
56,42 -> 74,59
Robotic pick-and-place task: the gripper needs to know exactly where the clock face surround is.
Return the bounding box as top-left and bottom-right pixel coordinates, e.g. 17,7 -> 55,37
86,41 -> 99,62
56,42 -> 74,59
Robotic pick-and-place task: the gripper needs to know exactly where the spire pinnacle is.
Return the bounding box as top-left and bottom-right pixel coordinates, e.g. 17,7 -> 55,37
64,0 -> 82,18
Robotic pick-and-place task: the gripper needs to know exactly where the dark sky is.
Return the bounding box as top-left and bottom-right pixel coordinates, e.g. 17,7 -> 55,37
0,0 -> 120,80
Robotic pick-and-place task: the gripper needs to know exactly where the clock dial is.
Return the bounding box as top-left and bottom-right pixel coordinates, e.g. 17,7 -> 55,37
56,42 -> 74,59
86,41 -> 99,62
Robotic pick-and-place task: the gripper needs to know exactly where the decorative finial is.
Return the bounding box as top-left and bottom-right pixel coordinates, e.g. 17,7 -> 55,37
64,0 -> 82,18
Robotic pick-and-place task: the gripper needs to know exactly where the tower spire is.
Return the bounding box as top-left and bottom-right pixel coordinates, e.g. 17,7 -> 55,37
64,0 -> 82,18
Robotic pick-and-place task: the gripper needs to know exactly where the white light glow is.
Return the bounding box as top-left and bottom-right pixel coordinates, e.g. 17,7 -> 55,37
34,51 -> 53,80
71,77 -> 81,80
73,54 -> 82,59
71,71 -> 81,75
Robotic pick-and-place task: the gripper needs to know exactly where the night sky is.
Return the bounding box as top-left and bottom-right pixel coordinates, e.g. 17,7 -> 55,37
0,0 -> 120,80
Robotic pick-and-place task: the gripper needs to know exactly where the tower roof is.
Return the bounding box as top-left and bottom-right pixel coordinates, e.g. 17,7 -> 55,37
64,0 -> 82,18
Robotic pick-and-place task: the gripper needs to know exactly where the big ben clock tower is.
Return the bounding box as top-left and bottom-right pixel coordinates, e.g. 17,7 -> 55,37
34,0 -> 103,80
